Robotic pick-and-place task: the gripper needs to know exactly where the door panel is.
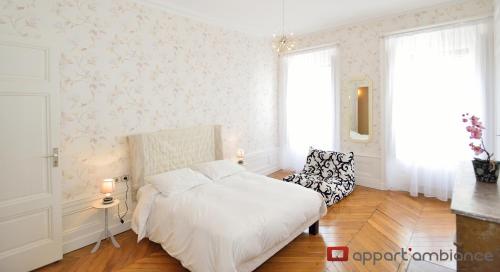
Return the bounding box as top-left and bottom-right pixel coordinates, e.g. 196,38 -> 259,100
0,95 -> 49,202
0,43 -> 48,80
0,208 -> 50,253
0,38 -> 61,272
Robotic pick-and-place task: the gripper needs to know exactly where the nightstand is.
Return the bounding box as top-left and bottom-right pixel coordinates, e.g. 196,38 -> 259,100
91,199 -> 121,253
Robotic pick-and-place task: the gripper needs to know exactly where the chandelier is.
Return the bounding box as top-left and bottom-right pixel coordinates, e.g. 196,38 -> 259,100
272,0 -> 296,54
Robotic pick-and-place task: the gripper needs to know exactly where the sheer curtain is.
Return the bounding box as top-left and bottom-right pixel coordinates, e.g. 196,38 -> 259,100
384,20 -> 493,201
280,48 -> 340,171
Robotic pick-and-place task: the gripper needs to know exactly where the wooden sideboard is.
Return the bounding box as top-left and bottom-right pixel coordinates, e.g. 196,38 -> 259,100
451,167 -> 500,271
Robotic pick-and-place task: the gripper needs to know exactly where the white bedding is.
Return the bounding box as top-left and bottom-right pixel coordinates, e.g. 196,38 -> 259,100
132,171 -> 326,272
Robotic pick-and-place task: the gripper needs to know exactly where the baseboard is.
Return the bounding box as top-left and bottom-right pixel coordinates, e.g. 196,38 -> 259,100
354,155 -> 385,190
256,165 -> 281,175
62,191 -> 133,254
245,148 -> 280,175
60,148 -> 377,255
60,148 -> 279,254
63,220 -> 131,253
356,176 -> 385,190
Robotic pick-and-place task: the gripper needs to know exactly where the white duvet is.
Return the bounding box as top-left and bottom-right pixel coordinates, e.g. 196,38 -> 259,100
132,171 -> 326,272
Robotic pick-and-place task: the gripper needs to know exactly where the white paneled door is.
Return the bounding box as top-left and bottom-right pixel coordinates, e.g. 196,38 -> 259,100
0,38 -> 62,271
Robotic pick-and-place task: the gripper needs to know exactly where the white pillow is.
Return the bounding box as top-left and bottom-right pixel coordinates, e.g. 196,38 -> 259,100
191,160 -> 245,180
145,168 -> 211,196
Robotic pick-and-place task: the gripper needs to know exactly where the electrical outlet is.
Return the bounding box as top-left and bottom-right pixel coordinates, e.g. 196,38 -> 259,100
121,175 -> 130,183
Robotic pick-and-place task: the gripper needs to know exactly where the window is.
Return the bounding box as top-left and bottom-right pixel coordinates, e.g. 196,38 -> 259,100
384,20 -> 493,200
280,48 -> 339,171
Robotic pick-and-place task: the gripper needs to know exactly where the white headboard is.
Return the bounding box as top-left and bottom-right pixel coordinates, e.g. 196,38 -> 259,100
128,125 -> 223,191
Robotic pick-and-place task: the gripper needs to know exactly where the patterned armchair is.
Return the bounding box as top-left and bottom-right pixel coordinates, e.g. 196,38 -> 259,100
283,148 -> 355,206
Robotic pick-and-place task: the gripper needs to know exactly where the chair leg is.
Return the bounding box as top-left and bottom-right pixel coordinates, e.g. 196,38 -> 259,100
309,221 -> 319,235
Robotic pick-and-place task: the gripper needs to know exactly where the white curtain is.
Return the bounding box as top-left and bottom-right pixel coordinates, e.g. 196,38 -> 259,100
384,20 -> 493,201
280,48 -> 340,171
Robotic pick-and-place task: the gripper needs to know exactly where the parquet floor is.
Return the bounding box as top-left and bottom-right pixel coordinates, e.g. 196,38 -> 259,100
38,170 -> 456,272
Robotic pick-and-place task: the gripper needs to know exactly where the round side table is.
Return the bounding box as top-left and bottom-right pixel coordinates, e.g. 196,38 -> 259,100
91,199 -> 121,253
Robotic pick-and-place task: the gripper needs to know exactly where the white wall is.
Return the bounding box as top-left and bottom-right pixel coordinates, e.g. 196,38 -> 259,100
293,0 -> 493,189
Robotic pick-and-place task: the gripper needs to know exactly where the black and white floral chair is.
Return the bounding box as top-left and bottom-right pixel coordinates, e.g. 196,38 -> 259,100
283,148 -> 355,206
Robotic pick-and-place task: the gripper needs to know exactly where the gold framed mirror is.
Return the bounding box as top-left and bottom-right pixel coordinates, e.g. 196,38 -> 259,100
348,78 -> 372,142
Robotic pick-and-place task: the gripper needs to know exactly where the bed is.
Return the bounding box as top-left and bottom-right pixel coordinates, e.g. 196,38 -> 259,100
128,125 -> 327,272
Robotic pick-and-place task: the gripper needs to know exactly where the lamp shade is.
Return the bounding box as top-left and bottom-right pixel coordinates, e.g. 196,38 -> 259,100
101,178 -> 114,194
237,148 -> 245,158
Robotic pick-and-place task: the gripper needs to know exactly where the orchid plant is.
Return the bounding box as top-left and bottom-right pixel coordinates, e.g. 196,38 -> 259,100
462,113 -> 493,161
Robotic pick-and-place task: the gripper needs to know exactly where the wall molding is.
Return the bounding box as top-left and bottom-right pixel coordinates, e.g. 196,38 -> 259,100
244,148 -> 280,175
60,149 -> 382,254
353,155 -> 385,190
356,173 -> 385,190
61,148 -> 280,254
63,220 -> 131,254
135,0 -> 263,36
62,191 -> 132,253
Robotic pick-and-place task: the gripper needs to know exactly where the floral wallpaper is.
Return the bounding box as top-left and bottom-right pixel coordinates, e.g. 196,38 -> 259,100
0,0 -> 493,200
295,0 -> 493,158
0,0 -> 278,201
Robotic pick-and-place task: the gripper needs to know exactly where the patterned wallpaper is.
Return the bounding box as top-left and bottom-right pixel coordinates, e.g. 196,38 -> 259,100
0,0 -> 278,201
0,0 -> 493,200
294,0 -> 493,158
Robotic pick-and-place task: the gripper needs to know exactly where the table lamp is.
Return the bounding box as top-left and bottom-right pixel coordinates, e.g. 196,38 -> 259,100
237,148 -> 245,165
101,178 -> 115,204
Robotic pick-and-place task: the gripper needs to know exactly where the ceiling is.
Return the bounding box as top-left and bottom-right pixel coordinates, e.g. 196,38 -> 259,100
142,0 -> 456,36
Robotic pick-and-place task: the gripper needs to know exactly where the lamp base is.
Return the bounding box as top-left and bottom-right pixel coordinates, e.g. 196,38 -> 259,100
102,196 -> 114,204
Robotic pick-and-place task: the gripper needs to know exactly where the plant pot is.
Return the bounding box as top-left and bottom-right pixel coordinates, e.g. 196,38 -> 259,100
471,159 -> 500,183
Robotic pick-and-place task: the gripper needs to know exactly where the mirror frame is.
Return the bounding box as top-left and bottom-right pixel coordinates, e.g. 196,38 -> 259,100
348,77 -> 373,143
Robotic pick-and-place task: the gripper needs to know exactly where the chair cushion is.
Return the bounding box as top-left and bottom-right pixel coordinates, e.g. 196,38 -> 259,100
283,172 -> 323,188
283,173 -> 355,206
303,148 -> 355,185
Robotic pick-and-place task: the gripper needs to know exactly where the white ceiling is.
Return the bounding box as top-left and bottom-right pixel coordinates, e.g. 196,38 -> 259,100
142,0 -> 456,36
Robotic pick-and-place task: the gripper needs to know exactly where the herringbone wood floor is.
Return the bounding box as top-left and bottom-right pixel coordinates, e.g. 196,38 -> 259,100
38,170 -> 456,272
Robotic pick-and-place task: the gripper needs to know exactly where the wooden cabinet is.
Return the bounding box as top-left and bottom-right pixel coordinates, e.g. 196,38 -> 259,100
455,215 -> 500,271
451,167 -> 500,271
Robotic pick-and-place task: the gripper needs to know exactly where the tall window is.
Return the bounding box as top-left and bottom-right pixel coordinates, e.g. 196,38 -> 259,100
280,48 -> 339,171
384,20 -> 493,200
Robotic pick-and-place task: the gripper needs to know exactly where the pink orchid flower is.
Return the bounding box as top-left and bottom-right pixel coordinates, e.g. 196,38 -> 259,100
462,113 -> 492,160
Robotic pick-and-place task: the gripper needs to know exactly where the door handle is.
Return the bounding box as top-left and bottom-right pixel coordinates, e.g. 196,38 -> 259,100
43,148 -> 59,167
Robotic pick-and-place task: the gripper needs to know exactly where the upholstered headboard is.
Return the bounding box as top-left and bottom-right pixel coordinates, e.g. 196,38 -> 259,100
128,125 -> 223,191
